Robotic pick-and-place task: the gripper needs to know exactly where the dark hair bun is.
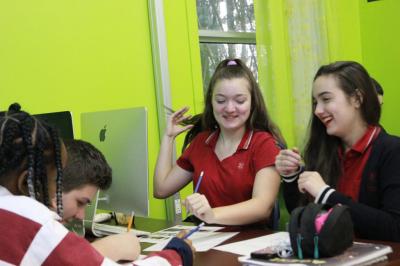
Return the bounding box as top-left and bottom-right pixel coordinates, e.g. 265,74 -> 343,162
8,103 -> 21,113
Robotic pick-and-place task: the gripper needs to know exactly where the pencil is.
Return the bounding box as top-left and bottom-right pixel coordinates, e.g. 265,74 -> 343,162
126,211 -> 134,232
184,222 -> 205,239
194,171 -> 204,193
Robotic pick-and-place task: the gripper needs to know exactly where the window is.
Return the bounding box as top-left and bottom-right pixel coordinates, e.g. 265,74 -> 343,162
196,0 -> 257,93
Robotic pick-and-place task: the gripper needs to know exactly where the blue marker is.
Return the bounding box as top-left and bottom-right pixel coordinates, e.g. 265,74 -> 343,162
194,171 -> 204,193
184,222 -> 205,239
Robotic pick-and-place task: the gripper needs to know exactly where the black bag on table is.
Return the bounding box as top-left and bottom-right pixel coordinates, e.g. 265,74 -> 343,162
289,203 -> 354,259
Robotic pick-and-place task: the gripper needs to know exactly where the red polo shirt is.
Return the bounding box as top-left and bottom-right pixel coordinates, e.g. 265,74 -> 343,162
336,126 -> 380,201
176,130 -> 279,208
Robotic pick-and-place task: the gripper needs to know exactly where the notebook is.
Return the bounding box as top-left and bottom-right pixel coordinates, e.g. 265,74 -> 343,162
238,241 -> 393,266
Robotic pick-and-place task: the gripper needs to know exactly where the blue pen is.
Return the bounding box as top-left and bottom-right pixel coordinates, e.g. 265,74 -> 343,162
194,171 -> 204,193
184,222 -> 205,239
186,171 -> 204,215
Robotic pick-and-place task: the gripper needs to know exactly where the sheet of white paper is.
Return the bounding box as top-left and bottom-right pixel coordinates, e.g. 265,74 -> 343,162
144,231 -> 239,252
156,224 -> 224,233
139,224 -> 224,244
213,231 -> 290,255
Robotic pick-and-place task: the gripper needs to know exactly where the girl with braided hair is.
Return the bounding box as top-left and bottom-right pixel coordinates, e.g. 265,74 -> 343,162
0,103 -> 194,266
0,103 -> 65,213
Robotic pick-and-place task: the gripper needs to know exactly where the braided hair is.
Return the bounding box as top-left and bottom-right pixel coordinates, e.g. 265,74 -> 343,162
0,103 -> 64,216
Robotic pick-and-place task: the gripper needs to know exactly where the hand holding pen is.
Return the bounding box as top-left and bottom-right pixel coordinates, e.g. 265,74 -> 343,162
184,171 -> 216,223
194,171 -> 204,194
184,222 -> 205,239
185,171 -> 204,215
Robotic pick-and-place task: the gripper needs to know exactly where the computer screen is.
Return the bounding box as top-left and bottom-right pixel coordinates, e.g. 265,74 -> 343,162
0,110 -> 74,139
34,111 -> 74,139
81,107 -> 149,217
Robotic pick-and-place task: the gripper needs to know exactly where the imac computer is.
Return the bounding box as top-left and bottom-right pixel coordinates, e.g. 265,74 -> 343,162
80,107 -> 149,219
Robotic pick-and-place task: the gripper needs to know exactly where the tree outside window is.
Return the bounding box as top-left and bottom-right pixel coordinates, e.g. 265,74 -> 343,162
196,0 -> 257,94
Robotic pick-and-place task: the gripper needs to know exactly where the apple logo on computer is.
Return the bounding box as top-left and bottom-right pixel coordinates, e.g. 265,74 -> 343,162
99,125 -> 107,142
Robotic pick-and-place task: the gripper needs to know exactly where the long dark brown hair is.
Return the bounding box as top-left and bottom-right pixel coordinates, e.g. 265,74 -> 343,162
304,61 -> 381,186
182,58 -> 284,151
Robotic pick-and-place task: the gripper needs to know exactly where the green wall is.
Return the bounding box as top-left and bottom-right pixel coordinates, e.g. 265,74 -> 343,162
323,0 -> 400,135
324,0 -> 363,62
163,0 -> 203,218
359,0 -> 400,135
254,0 -> 296,148
316,0 -> 400,135
0,0 -> 203,220
0,1 -> 166,219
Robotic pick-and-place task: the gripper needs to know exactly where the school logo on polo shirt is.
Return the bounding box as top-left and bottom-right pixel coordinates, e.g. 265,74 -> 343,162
237,162 -> 244,169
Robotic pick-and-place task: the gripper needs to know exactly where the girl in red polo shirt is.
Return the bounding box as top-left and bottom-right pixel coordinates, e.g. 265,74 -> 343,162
275,61 -> 400,242
154,58 -> 285,226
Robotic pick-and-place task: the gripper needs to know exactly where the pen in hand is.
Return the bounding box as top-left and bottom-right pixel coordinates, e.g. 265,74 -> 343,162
186,171 -> 205,216
194,171 -> 204,193
184,222 -> 205,239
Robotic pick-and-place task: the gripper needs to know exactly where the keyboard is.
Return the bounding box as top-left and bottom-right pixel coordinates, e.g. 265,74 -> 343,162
93,223 -> 150,237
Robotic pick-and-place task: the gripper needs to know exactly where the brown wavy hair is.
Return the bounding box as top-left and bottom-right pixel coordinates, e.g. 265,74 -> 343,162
182,58 -> 285,151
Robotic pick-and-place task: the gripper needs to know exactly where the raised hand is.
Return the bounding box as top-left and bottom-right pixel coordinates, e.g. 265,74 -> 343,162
165,106 -> 194,139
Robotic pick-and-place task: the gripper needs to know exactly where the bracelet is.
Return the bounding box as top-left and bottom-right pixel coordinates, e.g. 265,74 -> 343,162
281,174 -> 299,183
280,165 -> 305,183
